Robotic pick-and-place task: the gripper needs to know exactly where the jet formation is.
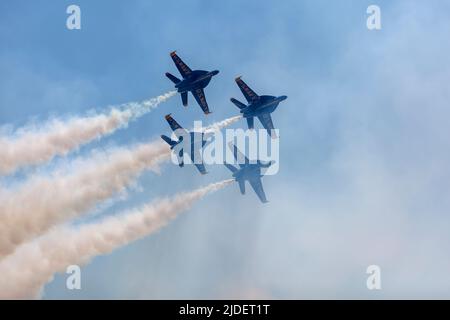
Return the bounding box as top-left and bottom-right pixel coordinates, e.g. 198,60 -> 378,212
162,51 -> 287,203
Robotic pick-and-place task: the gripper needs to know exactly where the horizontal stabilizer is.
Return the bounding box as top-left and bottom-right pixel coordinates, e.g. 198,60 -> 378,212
230,98 -> 247,110
224,163 -> 238,173
165,72 -> 181,84
160,135 -> 177,147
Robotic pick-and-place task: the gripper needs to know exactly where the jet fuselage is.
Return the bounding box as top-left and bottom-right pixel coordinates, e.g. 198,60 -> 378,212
232,160 -> 273,179
170,132 -> 208,150
232,164 -> 262,182
175,70 -> 219,93
170,132 -> 209,163
241,95 -> 288,118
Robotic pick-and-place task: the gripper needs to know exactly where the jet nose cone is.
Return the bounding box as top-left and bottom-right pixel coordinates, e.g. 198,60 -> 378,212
211,70 -> 220,76
280,95 -> 288,101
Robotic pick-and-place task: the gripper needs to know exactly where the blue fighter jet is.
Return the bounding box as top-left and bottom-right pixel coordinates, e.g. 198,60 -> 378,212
224,143 -> 273,203
161,114 -> 211,175
165,51 -> 219,115
230,76 -> 287,138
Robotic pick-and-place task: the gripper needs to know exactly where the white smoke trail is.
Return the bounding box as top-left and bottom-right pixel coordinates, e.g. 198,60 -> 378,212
0,91 -> 176,176
0,141 -> 171,259
204,115 -> 242,134
0,116 -> 239,259
0,180 -> 233,299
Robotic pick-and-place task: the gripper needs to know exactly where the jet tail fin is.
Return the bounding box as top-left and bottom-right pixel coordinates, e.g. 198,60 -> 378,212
160,135 -> 177,147
224,163 -> 238,173
238,180 -> 246,195
181,92 -> 188,106
230,98 -> 247,110
246,117 -> 254,129
165,72 -> 181,84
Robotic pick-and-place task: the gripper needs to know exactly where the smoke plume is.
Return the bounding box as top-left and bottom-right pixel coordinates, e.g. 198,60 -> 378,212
0,141 -> 171,259
0,91 -> 176,175
0,180 -> 233,299
204,115 -> 242,133
0,114 -> 242,259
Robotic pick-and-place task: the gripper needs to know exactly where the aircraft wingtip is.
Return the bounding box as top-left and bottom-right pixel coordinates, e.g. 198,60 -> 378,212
164,114 -> 172,120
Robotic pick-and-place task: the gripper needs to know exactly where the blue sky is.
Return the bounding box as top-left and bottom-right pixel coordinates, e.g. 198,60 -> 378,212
1,0 -> 450,299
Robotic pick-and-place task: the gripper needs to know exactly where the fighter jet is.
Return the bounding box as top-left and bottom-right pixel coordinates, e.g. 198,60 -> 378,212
230,76 -> 287,138
160,114 -> 211,175
224,143 -> 273,203
165,51 -> 219,115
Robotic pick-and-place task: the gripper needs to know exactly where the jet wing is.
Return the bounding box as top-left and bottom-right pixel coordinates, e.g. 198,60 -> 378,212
224,163 -> 238,173
191,148 -> 207,175
165,114 -> 188,139
228,142 -> 249,167
194,163 -> 207,175
235,77 -> 259,103
170,51 -> 192,78
257,113 -> 277,138
192,88 -> 210,114
249,177 -> 268,203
